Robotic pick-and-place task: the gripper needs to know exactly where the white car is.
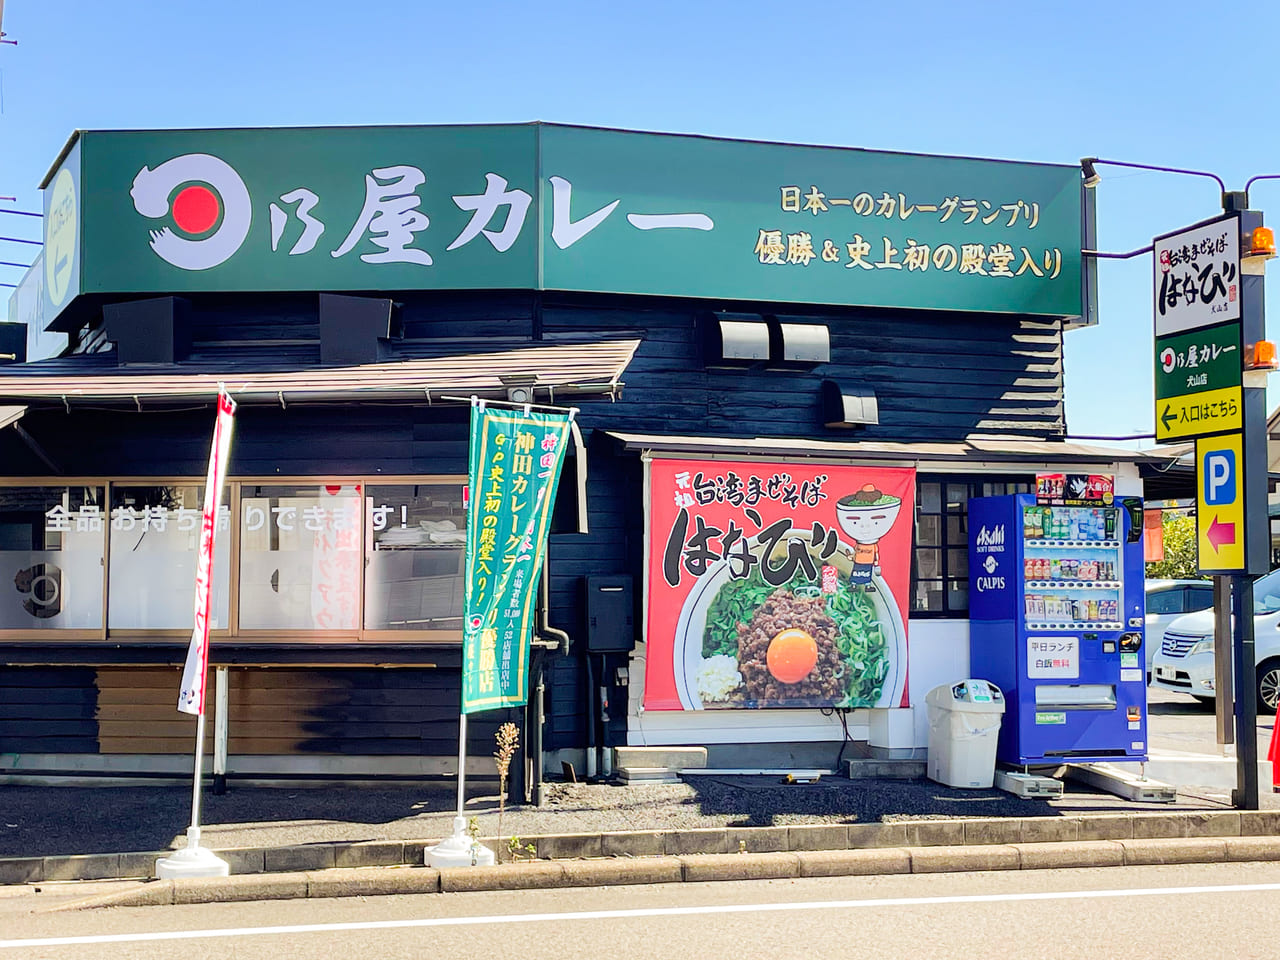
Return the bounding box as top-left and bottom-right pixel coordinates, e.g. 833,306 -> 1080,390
1150,567 -> 1280,710
1144,579 -> 1214,681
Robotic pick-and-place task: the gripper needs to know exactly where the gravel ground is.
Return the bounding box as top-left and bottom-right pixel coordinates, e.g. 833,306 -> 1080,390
0,774 -> 1256,860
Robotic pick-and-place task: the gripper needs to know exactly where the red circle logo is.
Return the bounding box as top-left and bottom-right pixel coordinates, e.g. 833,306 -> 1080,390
171,185 -> 221,235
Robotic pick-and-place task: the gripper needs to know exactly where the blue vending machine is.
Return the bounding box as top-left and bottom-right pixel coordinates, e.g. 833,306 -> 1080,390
968,494 -> 1147,766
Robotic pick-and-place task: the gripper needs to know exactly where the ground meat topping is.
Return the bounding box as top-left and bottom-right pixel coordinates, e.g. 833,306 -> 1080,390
736,589 -> 844,706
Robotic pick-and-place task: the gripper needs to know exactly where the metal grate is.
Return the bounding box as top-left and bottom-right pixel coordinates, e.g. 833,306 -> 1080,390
1161,632 -> 1205,658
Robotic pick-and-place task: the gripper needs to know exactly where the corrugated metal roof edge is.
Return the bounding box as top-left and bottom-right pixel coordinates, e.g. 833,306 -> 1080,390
604,431 -> 1182,466
0,340 -> 641,405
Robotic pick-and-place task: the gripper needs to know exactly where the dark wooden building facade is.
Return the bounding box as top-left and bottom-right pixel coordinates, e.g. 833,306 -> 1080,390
0,123 -> 1158,787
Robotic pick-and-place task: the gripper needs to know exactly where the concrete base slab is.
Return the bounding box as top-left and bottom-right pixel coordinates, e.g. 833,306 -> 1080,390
996,769 -> 1064,799
617,767 -> 682,784
614,747 -> 707,770
846,759 -> 926,780
1067,763 -> 1177,803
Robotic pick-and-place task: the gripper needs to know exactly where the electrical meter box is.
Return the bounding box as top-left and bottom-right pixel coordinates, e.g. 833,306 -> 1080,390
584,576 -> 634,652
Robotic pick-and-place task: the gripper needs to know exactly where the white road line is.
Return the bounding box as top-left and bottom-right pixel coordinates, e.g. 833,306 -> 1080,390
5,881 -> 1280,950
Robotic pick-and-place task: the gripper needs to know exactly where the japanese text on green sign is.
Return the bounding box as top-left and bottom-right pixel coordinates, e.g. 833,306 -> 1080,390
40,124 -> 1083,324
461,403 -> 571,714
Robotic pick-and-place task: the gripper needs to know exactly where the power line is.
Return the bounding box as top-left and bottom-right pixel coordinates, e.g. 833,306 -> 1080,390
0,260 -> 28,268
0,236 -> 40,245
0,209 -> 40,218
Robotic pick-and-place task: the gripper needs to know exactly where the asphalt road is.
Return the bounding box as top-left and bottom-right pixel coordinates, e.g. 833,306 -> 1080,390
4,861 -> 1280,959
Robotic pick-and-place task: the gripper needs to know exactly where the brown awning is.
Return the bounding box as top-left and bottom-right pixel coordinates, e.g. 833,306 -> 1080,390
606,430 -> 1181,468
0,341 -> 639,406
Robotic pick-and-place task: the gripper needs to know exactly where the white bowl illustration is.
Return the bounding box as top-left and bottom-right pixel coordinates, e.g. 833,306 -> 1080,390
835,485 -> 903,543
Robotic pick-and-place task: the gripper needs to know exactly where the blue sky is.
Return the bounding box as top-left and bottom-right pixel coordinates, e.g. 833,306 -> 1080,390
2,0 -> 1278,437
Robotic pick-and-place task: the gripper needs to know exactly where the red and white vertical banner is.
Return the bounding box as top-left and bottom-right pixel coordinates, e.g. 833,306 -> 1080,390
177,390 -> 237,715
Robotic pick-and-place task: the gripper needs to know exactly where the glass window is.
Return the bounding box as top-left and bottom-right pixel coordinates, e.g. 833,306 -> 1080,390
911,474 -> 1032,618
915,548 -> 941,580
918,483 -> 941,514
1186,585 -> 1214,612
238,484 -> 362,630
916,514 -> 941,547
364,484 -> 466,631
0,486 -> 105,629
108,485 -> 231,630
1145,587 -> 1183,615
915,580 -> 943,612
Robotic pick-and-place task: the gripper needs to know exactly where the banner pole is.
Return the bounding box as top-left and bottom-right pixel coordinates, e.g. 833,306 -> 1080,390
189,710 -> 207,840
156,388 -> 234,879
455,711 -> 468,819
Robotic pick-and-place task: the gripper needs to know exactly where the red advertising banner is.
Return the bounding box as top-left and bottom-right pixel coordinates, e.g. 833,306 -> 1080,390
644,459 -> 914,711
177,390 -> 236,716
1035,473 -> 1114,507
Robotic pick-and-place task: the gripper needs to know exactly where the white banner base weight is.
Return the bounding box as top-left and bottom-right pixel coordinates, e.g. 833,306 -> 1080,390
155,827 -> 230,879
425,815 -> 495,868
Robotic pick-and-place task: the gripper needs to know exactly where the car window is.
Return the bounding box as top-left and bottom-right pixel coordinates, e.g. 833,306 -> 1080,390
1146,588 -> 1183,615
1254,569 -> 1280,614
1186,585 -> 1213,612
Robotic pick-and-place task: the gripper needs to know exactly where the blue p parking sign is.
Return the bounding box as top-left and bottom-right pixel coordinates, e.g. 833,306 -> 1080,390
1196,433 -> 1244,572
1203,448 -> 1236,506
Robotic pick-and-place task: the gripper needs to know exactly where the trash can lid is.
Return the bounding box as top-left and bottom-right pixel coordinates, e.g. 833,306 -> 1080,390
924,679 -> 1006,712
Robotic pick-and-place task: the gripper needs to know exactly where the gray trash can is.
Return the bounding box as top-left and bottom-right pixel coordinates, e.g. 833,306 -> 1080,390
925,680 -> 1005,788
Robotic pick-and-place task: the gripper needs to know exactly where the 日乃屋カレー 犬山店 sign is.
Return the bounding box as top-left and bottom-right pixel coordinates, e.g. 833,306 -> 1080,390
43,124 -> 1083,325
643,458 -> 914,712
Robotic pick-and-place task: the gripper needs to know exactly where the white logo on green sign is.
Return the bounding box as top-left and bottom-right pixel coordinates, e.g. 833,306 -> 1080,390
44,169 -> 77,307
131,154 -> 252,271
1036,712 -> 1066,725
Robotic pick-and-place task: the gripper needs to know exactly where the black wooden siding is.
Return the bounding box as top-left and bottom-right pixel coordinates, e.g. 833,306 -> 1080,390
0,664 -> 520,766
0,289 -> 1064,759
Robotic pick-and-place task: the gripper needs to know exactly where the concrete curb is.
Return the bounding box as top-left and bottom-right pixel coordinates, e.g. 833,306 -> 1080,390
7,810 -> 1279,888
61,835 -> 1280,909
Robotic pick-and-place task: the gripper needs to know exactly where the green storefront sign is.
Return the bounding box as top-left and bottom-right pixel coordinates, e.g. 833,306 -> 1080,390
461,402 -> 571,714
39,123 -> 1084,325
1154,321 -> 1243,441
1155,324 -> 1242,401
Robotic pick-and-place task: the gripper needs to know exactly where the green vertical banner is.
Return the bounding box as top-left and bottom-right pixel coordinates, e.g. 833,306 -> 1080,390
462,401 -> 573,714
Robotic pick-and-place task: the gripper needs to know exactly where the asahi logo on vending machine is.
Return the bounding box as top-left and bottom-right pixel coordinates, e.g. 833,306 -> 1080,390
975,524 -> 1005,553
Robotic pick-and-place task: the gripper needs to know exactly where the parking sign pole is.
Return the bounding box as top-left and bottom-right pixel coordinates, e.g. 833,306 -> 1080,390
1214,576 -> 1233,745
1231,573 -> 1259,807
1229,198 -> 1269,809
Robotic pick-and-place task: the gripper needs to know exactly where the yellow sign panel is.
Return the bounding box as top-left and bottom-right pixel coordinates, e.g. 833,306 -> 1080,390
1196,432 -> 1245,573
1156,385 -> 1242,442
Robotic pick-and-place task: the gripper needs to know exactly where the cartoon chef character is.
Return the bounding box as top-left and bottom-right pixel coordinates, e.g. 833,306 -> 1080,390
835,483 -> 903,593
